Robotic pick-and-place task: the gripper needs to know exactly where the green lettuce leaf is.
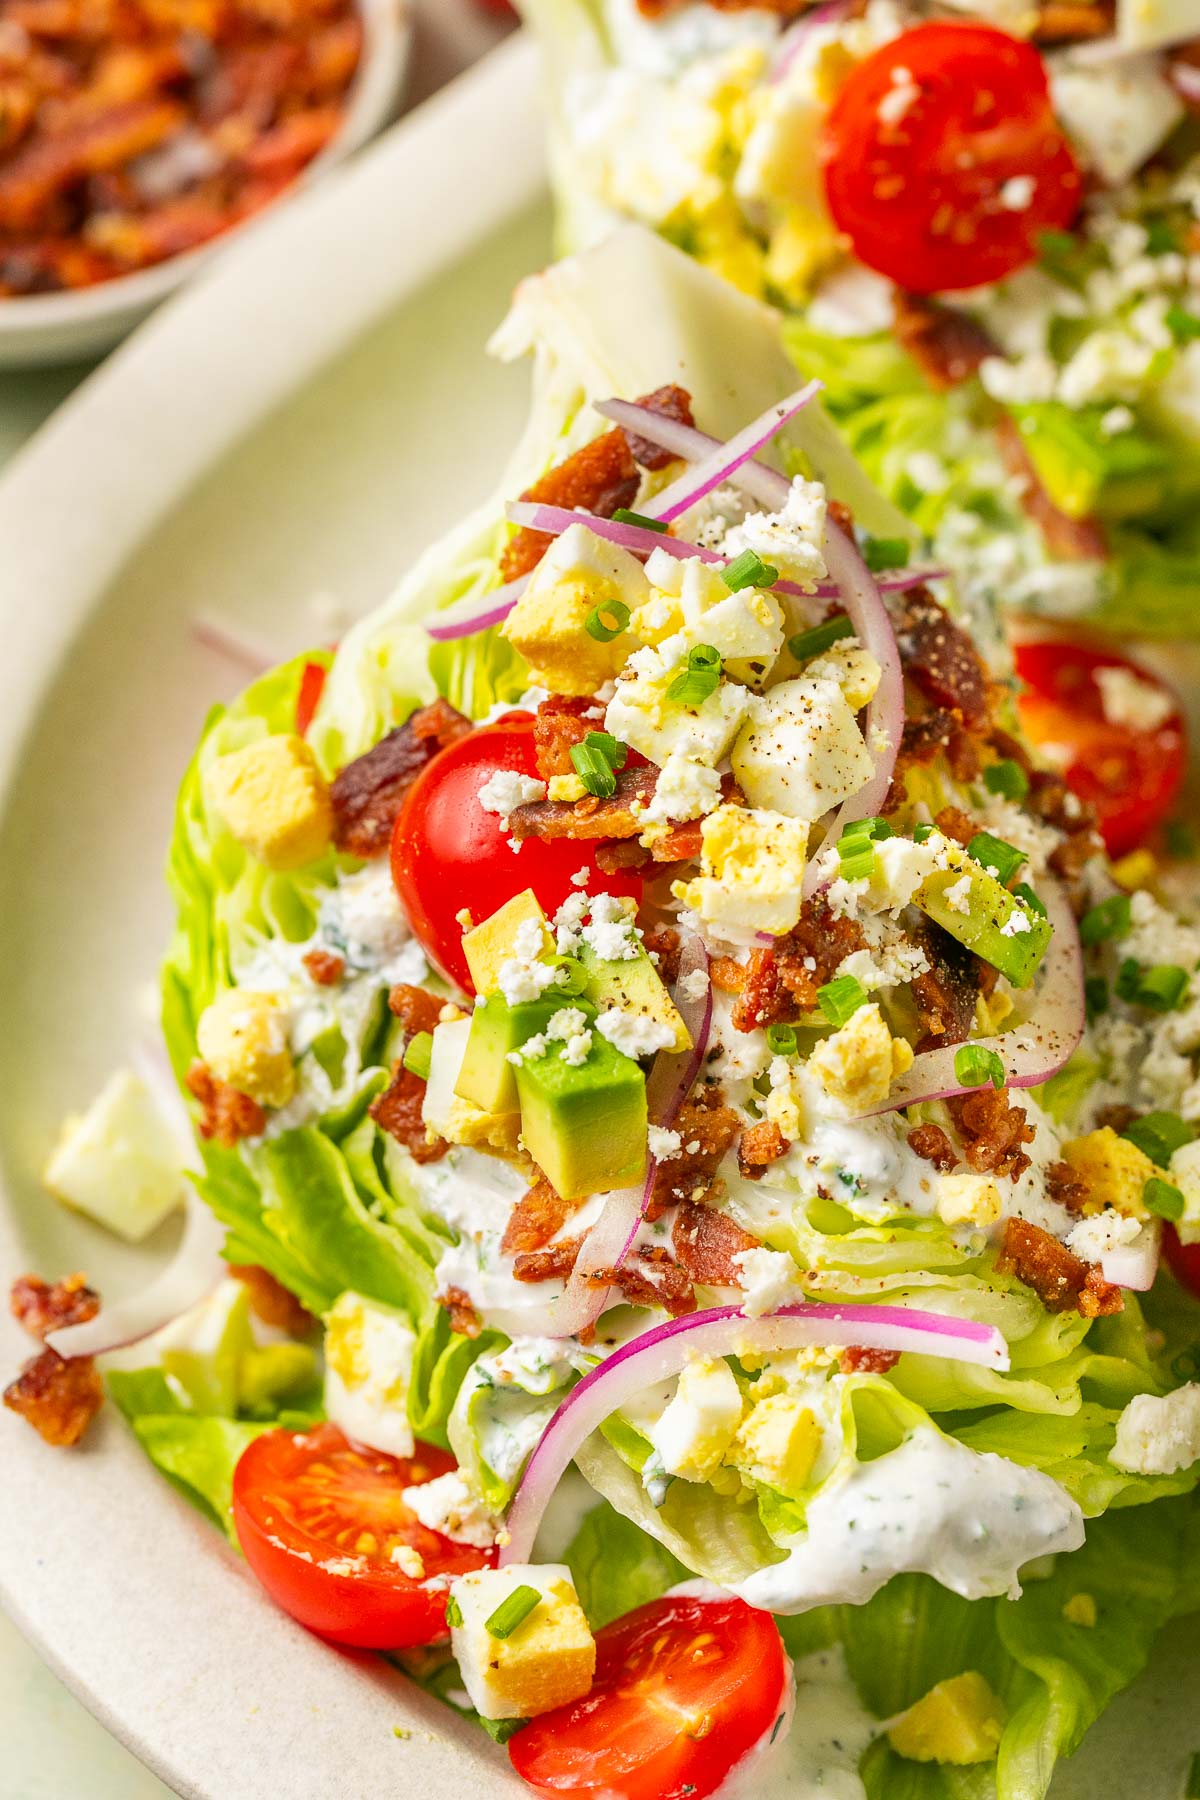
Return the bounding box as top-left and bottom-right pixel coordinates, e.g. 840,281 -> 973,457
564,1499 -> 688,1629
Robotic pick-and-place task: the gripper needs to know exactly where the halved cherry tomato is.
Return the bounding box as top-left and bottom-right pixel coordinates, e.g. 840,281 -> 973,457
821,23 -> 1082,292
1164,1225 -> 1200,1302
1014,640 -> 1186,859
231,1423 -> 492,1649
391,717 -> 642,992
295,660 -> 327,737
509,1593 -> 790,1800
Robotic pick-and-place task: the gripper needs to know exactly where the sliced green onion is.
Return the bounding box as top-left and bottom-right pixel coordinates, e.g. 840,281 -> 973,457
1084,976 -> 1109,1019
967,832 -> 1026,886
983,759 -> 1030,802
766,1023 -> 798,1056
787,614 -> 853,661
583,729 -> 628,771
1167,304 -> 1200,343
1116,959 -> 1190,1012
913,823 -> 935,844
584,598 -> 631,643
485,1585 -> 542,1640
611,508 -> 667,532
1121,1111 -> 1195,1167
668,644 -> 723,706
1079,894 -> 1131,947
403,1032 -> 433,1081
480,1718 -> 530,1745
1011,882 -> 1047,918
444,1594 -> 463,1628
841,817 -> 892,843
818,975 -> 868,1028
861,535 -> 909,573
837,841 -> 877,883
954,1044 -> 1006,1090
570,742 -> 617,799
1143,1177 -> 1185,1222
1145,217 -> 1178,255
722,549 -> 779,592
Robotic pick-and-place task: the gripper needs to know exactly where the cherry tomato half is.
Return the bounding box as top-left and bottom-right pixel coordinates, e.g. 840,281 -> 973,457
1164,1225 -> 1200,1302
391,717 -> 642,992
509,1593 -> 790,1800
295,660 -> 327,737
232,1423 -> 492,1650
1014,639 -> 1186,859
821,23 -> 1082,293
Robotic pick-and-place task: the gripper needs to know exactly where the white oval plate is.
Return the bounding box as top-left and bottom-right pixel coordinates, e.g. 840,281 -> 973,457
0,31 -> 1195,1799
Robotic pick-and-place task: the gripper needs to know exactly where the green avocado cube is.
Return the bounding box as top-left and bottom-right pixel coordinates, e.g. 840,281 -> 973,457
455,994 -> 564,1116
919,865 -> 1052,988
515,1031 -> 647,1201
578,939 -> 691,1054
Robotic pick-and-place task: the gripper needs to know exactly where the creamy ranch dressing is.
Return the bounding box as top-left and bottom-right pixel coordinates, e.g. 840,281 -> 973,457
715,1649 -> 877,1800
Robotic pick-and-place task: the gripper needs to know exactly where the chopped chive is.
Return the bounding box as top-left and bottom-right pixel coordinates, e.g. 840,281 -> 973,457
1145,217 -> 1178,255
403,1031 -> 433,1081
861,535 -> 909,572
1142,1176 -> 1185,1222
485,1584 -> 542,1640
1079,893 -> 1131,947
584,598 -> 631,643
841,816 -> 892,843
611,508 -> 667,532
1167,304 -> 1200,343
913,823 -> 935,844
479,1717 -> 530,1744
766,1023 -> 799,1056
1116,959 -> 1190,1012
583,729 -> 628,771
788,613 -> 853,661
817,975 -> 868,1028
838,841 -> 877,883
722,549 -> 779,592
668,644 -> 723,706
967,831 -> 1026,886
1121,1111 -> 1195,1167
1085,975 -> 1109,1019
1012,882 -> 1047,918
983,758 -> 1030,802
954,1044 -> 1006,1090
444,1593 -> 463,1628
570,742 -> 617,799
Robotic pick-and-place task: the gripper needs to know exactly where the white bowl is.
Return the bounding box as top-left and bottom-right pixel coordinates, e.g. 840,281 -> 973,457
0,0 -> 412,370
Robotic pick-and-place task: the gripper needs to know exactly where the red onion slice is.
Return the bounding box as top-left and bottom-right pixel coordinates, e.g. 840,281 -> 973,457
771,0 -> 851,82
1099,1220 -> 1161,1292
597,400 -> 792,511
501,1300 -> 1009,1563
1173,60 -> 1200,101
425,572 -> 531,643
646,380 -> 822,524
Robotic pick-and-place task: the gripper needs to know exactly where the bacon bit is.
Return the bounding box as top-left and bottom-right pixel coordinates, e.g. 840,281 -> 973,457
994,415 -> 1108,562
894,588 -> 991,730
186,1059 -> 266,1147
439,1287 -> 482,1339
532,694 -> 595,780
737,1121 -> 789,1181
934,804 -> 978,848
648,820 -> 704,863
227,1264 -> 315,1336
907,1123 -> 958,1173
387,983 -> 446,1036
1095,1102 -> 1137,1135
4,1347 -> 104,1446
893,292 -> 997,390
1030,1 -> 1112,40
501,1179 -> 574,1257
591,1245 -> 695,1317
997,1217 -> 1122,1316
330,697 -> 471,859
710,956 -> 748,995
1045,1160 -> 1090,1214
894,709 -> 982,789
594,840 -> 652,874
948,1087 -> 1035,1180
642,925 -> 682,986
647,1087 -> 741,1221
732,897 -> 866,1032
636,0 -> 807,15
509,763 -> 658,844
618,383 -> 696,470
840,1345 -> 901,1374
911,924 -> 984,1051
1026,770 -> 1102,877
673,1197 -> 761,1285
513,1236 -> 584,1283
10,1272 -> 100,1340
302,947 -> 344,987
369,1063 -> 448,1165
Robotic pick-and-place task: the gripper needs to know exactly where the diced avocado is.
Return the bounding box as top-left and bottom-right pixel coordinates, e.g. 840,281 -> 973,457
462,890 -> 554,996
577,939 -> 692,1055
887,1671 -> 1006,1766
919,865 -> 1052,987
424,1019 -> 522,1154
515,1030 -> 647,1201
456,993 -> 564,1115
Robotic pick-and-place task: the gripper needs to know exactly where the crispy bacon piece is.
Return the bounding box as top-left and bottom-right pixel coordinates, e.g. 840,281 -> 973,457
910,924 -> 985,1052
302,948 -> 344,986
710,956 -> 748,995
186,1059 -> 266,1147
948,1087 -> 1035,1180
618,384 -> 696,468
387,983 -> 446,1036
673,1197 -> 761,1285
594,840 -> 652,874
841,1345 -> 901,1374
994,415 -> 1108,562
907,1124 -> 958,1173
1095,1102 -> 1137,1135
732,898 -> 866,1031
4,1347 -> 104,1446
591,1246 -> 695,1317
330,697 -> 471,858
532,694 -> 595,780
934,804 -> 978,848
894,708 -> 981,787
893,293 -> 997,390
1046,1161 -> 1089,1214
637,0 -> 807,15
369,1063 -> 448,1165
1026,770 -> 1102,878
501,1179 -> 574,1257
647,1087 -> 742,1221
894,587 -> 990,730
10,1272 -> 99,1340
0,96 -> 185,231
439,1287 -> 482,1339
642,925 -> 682,986
737,1121 -> 789,1180
510,763 -> 658,843
513,1237 -> 584,1284
227,1264 -> 315,1336
997,1218 -> 1123,1316
1031,1 -> 1113,39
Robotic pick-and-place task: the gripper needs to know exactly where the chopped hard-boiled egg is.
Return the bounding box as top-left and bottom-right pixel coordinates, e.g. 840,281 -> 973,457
807,1004 -> 913,1113
888,1671 -> 1007,1766
605,646 -> 750,768
1110,1383 -> 1200,1474
323,1289 -> 417,1459
501,525 -> 648,696
207,734 -> 333,872
731,674 -> 874,819
804,639 -> 882,711
1169,1138 -> 1200,1244
1061,1127 -> 1157,1219
935,1172 -> 1004,1230
196,988 -> 295,1108
43,1068 -> 185,1242
1050,52 -> 1184,186
449,1563 -> 596,1720
727,1392 -> 822,1496
633,553 -> 785,683
673,803 -> 809,939
650,1354 -> 744,1481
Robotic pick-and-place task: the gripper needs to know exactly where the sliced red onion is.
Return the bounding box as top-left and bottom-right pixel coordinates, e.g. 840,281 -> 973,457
1172,60 -> 1200,102
646,381 -> 821,524
597,399 -> 791,512
854,876 -> 1084,1118
425,573 -> 531,643
1098,1220 -> 1161,1292
771,0 -> 851,82
501,1300 -> 1010,1563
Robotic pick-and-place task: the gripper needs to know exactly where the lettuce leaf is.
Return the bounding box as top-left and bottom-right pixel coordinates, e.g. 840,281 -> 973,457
564,1498 -> 687,1629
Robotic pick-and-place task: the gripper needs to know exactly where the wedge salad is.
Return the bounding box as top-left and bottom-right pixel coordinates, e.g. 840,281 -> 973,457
8,233 -> 1200,1800
520,0 -> 1200,636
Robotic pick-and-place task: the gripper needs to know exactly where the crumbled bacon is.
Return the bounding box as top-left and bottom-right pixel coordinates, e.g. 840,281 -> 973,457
186,1059 -> 266,1147
10,1272 -> 99,1340
636,0 -> 808,15
732,898 -> 866,1031
673,1197 -> 761,1286
710,956 -> 748,995
893,293 -> 997,390
894,708 -> 981,787
1095,1103 -> 1137,1135
994,415 -> 1108,562
501,1178 -> 574,1257
948,1087 -> 1035,1180
513,1237 -> 584,1283
594,840 -> 653,874
642,925 -> 682,986
894,587 -> 990,730
369,1063 -> 448,1165
648,821 -> 704,862
1026,771 -> 1102,877
387,983 -> 446,1036
330,697 -> 471,859
499,434 -> 639,585
4,1347 -> 103,1446
911,922 -> 985,1052
647,1087 -> 741,1220
997,1217 -> 1123,1316
532,694 -> 595,780
907,1124 -> 958,1173
934,804 -> 978,848
1031,1 -> 1113,40
227,1264 -> 315,1336
302,948 -> 344,987
618,384 -> 696,469
510,763 -> 658,843
439,1287 -> 482,1338
591,1245 -> 695,1317
737,1121 -> 789,1180
1045,1161 -> 1089,1214
840,1345 -> 901,1374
